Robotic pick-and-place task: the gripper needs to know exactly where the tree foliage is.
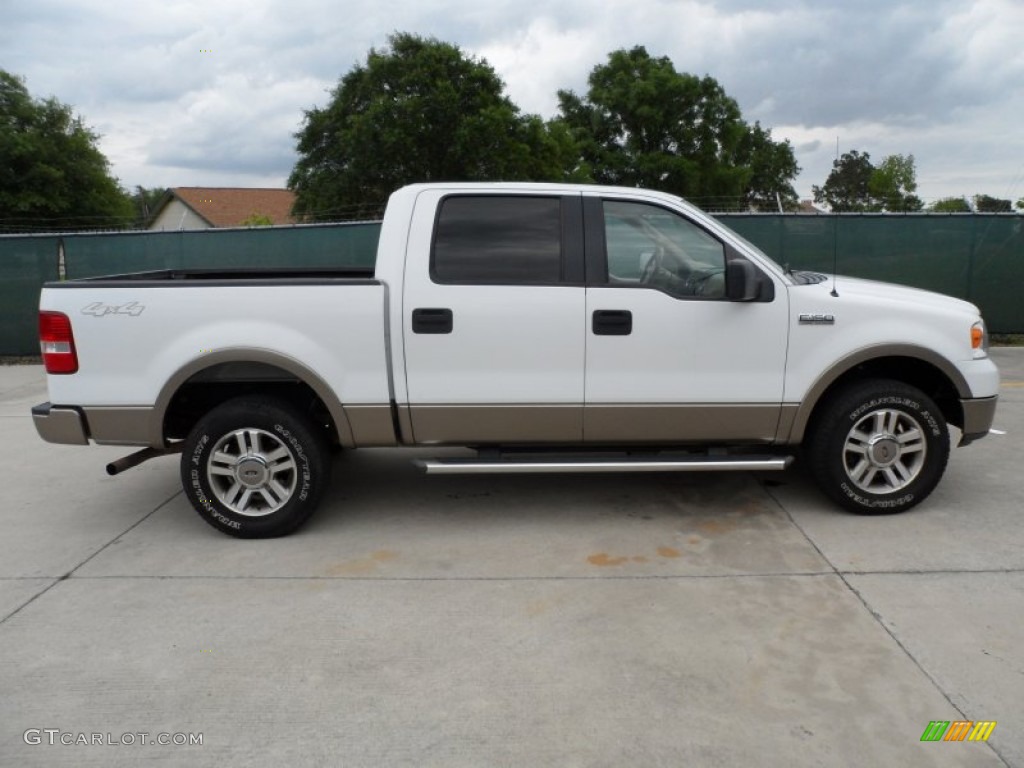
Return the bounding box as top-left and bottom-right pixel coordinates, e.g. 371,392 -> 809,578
288,34 -> 577,219
0,70 -> 133,232
130,186 -> 167,227
929,197 -> 971,213
813,150 -> 875,212
241,212 -> 273,226
868,154 -> 922,212
556,47 -> 799,210
973,194 -> 1012,213
814,151 -> 922,212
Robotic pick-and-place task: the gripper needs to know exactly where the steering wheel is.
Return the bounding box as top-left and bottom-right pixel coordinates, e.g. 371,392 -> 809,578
687,267 -> 726,297
640,247 -> 664,284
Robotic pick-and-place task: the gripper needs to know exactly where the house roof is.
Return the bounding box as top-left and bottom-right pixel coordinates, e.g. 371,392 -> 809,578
152,188 -> 298,227
796,199 -> 825,214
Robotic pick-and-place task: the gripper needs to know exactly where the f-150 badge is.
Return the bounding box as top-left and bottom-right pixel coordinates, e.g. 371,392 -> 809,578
81,301 -> 145,317
798,313 -> 835,324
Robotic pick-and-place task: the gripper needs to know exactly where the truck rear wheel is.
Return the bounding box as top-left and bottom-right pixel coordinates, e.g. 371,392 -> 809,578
805,379 -> 949,514
180,396 -> 330,537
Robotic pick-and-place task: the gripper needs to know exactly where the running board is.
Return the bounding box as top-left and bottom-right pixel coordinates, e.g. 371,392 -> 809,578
416,455 -> 793,475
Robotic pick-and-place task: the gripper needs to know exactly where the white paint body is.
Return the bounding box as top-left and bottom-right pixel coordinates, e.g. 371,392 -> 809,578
39,182 -> 1000,443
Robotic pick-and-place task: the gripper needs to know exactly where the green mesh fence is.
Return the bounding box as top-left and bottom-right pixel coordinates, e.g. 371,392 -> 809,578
2,216 -> 1023,355
0,235 -> 60,355
717,213 -> 1022,332
62,222 -> 381,278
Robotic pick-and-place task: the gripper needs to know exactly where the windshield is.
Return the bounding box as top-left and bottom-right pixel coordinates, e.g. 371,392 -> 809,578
665,195 -> 790,277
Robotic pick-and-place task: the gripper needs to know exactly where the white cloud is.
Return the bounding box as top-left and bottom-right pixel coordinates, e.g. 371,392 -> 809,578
2,0 -> 1022,202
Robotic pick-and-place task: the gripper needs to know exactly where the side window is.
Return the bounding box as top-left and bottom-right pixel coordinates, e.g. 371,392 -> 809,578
603,200 -> 726,299
432,196 -> 563,284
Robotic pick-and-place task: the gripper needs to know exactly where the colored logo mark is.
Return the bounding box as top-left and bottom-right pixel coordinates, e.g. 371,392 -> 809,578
920,720 -> 996,742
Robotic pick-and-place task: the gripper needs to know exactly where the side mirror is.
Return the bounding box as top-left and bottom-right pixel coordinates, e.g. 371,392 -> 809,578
726,258 -> 760,302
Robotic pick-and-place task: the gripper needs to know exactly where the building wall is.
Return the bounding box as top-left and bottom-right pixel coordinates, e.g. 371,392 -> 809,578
148,199 -> 210,231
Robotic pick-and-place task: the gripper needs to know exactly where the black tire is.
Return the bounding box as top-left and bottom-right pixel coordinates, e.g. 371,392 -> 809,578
180,396 -> 331,538
805,379 -> 949,515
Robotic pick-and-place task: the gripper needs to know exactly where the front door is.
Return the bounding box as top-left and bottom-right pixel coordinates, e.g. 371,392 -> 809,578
583,196 -> 789,443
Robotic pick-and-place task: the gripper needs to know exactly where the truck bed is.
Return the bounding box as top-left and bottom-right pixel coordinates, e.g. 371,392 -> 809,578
59,266 -> 378,285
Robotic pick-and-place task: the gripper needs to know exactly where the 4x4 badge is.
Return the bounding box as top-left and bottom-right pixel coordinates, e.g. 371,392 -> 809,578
81,301 -> 145,317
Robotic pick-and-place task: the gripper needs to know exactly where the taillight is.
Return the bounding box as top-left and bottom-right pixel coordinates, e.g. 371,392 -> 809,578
39,311 -> 79,374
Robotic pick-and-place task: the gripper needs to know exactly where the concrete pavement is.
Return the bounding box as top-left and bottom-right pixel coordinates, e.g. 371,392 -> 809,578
1,352 -> 1021,767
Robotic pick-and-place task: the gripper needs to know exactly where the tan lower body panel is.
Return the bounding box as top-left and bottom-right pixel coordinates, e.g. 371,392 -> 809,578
408,405 -> 583,444
81,406 -> 156,446
344,405 -> 399,447
584,404 -> 783,443
405,403 -> 787,445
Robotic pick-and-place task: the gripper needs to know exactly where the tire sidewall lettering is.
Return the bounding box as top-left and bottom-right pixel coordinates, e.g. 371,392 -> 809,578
273,423 -> 312,501
847,396 -> 941,437
190,445 -> 242,529
840,482 -> 914,510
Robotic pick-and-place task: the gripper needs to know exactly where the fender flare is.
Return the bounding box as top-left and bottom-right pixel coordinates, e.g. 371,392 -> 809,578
151,348 -> 356,447
783,344 -> 970,443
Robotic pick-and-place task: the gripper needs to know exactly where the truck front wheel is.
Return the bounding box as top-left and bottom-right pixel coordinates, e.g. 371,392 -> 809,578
805,380 -> 950,514
180,396 -> 331,537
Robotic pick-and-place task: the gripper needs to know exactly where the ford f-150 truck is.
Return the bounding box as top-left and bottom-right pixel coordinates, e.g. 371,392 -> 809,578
32,183 -> 1000,537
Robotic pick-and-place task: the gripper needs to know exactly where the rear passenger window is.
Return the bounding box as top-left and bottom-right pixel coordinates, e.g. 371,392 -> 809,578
432,196 -> 563,284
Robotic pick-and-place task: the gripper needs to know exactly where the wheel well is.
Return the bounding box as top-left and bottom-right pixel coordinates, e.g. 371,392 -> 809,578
163,362 -> 339,444
805,356 -> 964,436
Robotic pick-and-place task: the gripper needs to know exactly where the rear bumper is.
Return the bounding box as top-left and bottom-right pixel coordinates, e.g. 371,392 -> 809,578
32,402 -> 156,446
32,402 -> 89,445
959,396 -> 998,446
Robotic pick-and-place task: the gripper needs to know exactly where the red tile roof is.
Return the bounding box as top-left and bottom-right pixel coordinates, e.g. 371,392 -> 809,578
163,188 -> 297,227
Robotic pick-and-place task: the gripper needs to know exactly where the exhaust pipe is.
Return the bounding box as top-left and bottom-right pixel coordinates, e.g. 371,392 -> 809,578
106,442 -> 183,476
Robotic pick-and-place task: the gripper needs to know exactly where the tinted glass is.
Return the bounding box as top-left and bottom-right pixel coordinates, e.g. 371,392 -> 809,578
433,196 -> 562,284
604,200 -> 726,298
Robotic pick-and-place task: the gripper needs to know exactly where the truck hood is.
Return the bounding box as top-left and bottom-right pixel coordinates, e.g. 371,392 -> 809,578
795,273 -> 981,318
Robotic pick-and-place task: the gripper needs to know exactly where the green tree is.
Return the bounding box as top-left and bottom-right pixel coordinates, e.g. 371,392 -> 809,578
288,33 -> 575,219
868,154 -> 922,212
973,194 -> 1012,212
738,122 -> 800,211
0,70 -> 133,232
556,47 -> 798,210
929,197 -> 971,213
241,212 -> 273,226
813,150 -> 875,212
130,186 -> 167,227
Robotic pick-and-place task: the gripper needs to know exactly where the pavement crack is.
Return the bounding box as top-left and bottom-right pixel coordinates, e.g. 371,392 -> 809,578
0,489 -> 181,626
764,482 -> 1013,768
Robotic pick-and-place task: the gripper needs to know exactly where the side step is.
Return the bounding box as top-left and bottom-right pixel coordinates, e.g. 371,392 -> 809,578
416,455 -> 793,475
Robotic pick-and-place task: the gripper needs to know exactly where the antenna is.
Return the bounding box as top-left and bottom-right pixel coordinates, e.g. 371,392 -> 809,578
830,138 -> 840,297
830,214 -> 839,297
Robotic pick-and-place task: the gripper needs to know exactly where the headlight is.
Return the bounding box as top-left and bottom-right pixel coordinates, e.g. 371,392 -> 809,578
971,320 -> 988,353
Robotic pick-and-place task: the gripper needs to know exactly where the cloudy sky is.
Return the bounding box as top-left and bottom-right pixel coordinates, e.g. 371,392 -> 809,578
3,0 -> 1022,205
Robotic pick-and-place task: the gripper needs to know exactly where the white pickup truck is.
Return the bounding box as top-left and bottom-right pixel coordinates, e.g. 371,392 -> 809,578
33,183 -> 999,537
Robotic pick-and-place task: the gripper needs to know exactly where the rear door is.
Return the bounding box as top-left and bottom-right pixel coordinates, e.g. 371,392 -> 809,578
583,195 -> 789,443
402,190 -> 586,444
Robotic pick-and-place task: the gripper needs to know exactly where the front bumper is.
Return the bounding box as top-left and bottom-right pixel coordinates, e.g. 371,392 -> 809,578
32,402 -> 89,445
959,396 -> 998,446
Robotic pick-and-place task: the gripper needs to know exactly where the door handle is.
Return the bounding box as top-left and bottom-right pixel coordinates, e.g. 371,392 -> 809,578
412,308 -> 453,334
592,309 -> 632,336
